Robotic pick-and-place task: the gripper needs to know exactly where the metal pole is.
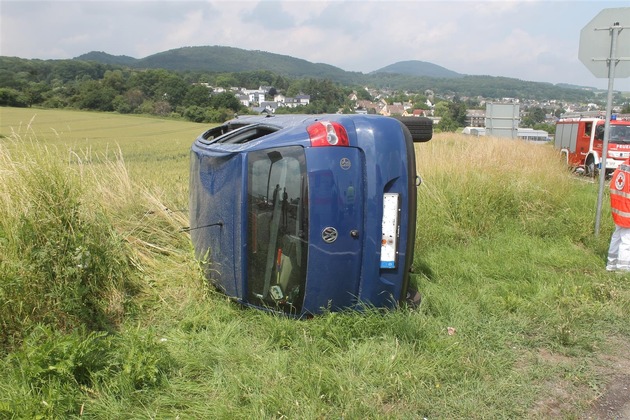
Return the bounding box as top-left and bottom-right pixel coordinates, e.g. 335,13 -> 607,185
595,22 -> 620,237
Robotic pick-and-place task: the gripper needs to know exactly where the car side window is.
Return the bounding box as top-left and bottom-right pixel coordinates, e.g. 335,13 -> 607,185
201,123 -> 279,145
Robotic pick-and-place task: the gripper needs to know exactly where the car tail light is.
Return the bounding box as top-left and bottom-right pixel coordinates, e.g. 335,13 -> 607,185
307,121 -> 349,147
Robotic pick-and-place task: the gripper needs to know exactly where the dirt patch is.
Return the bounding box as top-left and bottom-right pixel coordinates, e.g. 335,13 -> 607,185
528,338 -> 630,419
530,377 -> 588,418
586,374 -> 630,419
584,337 -> 630,419
529,349 -> 593,418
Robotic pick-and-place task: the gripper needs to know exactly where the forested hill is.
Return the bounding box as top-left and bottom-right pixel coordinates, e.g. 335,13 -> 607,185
71,45 -> 598,102
371,60 -> 464,79
76,46 -> 363,85
75,51 -> 137,67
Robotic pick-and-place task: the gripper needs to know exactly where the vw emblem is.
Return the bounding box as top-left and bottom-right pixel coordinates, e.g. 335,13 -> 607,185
340,158 -> 351,170
321,227 -> 338,243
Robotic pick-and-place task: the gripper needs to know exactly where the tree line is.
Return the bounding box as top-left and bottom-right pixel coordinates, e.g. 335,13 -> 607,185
0,57 -> 471,130
2,56 -> 614,132
0,57 -> 362,123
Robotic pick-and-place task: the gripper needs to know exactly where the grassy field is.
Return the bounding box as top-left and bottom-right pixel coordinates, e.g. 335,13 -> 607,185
0,107 -> 206,210
1,107 -> 629,418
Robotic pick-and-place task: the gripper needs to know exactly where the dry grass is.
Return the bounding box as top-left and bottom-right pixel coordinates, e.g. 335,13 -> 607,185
416,132 -> 571,191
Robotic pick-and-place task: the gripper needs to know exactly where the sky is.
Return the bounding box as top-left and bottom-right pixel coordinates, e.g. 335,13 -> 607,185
1,0 -> 629,91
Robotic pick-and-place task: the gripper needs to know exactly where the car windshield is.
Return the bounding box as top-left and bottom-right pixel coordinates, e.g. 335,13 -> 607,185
246,146 -> 308,314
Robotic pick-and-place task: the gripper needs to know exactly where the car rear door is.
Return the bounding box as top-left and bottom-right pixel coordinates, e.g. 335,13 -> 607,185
303,146 -> 364,312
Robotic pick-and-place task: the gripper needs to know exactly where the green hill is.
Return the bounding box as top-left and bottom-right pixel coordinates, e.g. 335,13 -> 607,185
77,46 -> 363,85
66,45 -> 599,101
372,60 -> 464,78
74,51 -> 138,66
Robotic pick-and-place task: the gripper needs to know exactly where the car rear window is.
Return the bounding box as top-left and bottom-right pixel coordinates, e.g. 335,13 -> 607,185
246,146 -> 308,314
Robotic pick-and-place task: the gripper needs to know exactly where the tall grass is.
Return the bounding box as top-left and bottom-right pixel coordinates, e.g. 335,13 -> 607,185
0,138 -> 135,345
0,111 -> 629,418
415,133 -> 597,248
0,130 -> 188,416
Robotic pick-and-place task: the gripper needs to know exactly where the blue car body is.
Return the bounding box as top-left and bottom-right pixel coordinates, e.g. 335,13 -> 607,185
190,114 -> 431,317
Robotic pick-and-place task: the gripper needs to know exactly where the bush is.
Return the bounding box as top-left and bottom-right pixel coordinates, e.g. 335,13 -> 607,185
0,88 -> 28,107
205,106 -> 236,123
183,105 -> 207,122
0,140 -> 138,351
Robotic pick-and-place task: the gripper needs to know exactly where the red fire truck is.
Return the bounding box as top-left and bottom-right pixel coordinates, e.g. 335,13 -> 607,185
555,115 -> 630,176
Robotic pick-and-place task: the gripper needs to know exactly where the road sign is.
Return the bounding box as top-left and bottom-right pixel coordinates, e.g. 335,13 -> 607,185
579,8 -> 630,236
579,7 -> 630,78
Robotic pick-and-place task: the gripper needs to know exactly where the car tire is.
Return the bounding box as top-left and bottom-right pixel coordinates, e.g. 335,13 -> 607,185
394,117 -> 433,142
405,288 -> 422,308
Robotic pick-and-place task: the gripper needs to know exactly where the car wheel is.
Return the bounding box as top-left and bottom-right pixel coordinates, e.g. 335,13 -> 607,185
394,117 -> 433,142
405,288 -> 422,308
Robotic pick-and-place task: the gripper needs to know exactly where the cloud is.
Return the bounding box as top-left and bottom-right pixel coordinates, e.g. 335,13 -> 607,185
301,2 -> 373,36
1,0 -> 629,90
241,0 -> 297,30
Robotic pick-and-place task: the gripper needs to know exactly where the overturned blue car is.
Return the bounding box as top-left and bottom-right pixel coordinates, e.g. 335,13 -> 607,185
189,114 -> 432,317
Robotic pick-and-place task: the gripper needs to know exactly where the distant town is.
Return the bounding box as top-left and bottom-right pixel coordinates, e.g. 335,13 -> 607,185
211,83 -> 630,142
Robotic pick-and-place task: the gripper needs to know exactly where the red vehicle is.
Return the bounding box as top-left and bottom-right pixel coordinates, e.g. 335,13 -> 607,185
555,116 -> 630,176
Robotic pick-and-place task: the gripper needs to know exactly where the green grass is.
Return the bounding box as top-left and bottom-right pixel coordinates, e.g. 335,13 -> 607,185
0,107 -> 206,210
1,107 -> 629,418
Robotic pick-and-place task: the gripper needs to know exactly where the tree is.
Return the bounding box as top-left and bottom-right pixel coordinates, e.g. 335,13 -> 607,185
154,74 -> 189,108
209,92 -> 242,112
521,106 -> 547,128
433,100 -> 466,129
24,82 -> 50,106
128,70 -> 163,97
102,69 -> 126,93
215,74 -> 238,89
272,75 -> 290,91
534,123 -> 555,135
183,105 -> 208,123
304,79 -> 342,104
449,101 -> 468,127
123,88 -> 145,111
205,107 -> 235,123
433,101 -> 450,118
355,88 -> 372,101
436,116 -> 459,133
127,69 -> 185,105
74,80 -> 116,111
183,85 -> 212,107
0,88 -> 27,107
153,100 -> 172,116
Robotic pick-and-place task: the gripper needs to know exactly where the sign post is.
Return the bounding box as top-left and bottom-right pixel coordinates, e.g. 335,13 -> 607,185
578,8 -> 630,236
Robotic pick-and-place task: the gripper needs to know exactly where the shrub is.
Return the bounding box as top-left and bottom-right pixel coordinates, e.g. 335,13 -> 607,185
0,140 -> 138,351
0,88 -> 28,107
